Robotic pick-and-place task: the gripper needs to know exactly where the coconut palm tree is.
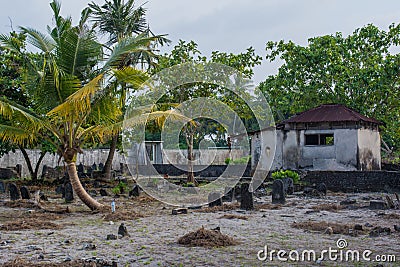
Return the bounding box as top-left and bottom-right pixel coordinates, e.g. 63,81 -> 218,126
0,0 -> 175,210
88,0 -> 169,179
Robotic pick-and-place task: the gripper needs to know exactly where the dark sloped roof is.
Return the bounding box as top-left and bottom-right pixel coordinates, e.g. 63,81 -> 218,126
282,104 -> 381,124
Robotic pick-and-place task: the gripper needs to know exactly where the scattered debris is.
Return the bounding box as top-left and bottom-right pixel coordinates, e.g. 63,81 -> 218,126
369,200 -> 387,210
0,218 -> 61,231
292,221 -> 358,235
218,214 -> 248,220
172,208 -> 188,215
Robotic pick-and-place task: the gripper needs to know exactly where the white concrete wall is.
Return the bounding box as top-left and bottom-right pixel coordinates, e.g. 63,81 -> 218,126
0,149 -> 125,177
358,128 -> 381,170
163,149 -> 245,165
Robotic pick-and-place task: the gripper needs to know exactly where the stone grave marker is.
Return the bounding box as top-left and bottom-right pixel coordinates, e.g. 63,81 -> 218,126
9,183 -> 20,200
208,192 -> 222,207
20,186 -> 31,199
129,184 -> 140,197
240,183 -> 254,210
64,182 -> 74,203
0,181 -> 5,193
272,179 -> 286,204
316,183 -> 327,196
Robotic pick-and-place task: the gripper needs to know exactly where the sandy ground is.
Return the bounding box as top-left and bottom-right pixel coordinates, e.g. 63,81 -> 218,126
0,189 -> 399,267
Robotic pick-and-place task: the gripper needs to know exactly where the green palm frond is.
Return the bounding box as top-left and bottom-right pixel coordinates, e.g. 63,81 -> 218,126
47,74 -> 104,118
0,97 -> 45,129
103,33 -> 161,69
0,124 -> 37,146
56,23 -> 102,78
112,66 -> 148,89
20,27 -> 56,54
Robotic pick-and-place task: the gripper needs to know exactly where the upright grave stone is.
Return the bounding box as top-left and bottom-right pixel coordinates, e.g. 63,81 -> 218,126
208,192 -> 222,207
20,186 -> 31,199
0,181 -> 5,193
272,179 -> 286,204
64,182 -> 74,203
240,183 -> 254,210
9,183 -> 20,201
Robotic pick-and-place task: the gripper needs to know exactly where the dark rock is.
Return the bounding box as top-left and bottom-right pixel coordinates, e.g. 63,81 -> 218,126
20,186 -> 31,200
282,178 -> 294,195
369,226 -> 391,237
172,208 -> 187,215
394,225 -> 400,232
316,183 -> 327,196
99,163 -> 104,172
272,180 -> 285,204
100,189 -> 108,196
340,199 -> 357,205
8,183 -> 20,200
385,195 -> 395,209
302,187 -> 321,197
354,224 -> 363,231
83,243 -> 96,250
39,191 -> 48,201
0,181 -> 6,193
118,223 -> 129,237
38,253 -> 44,260
240,183 -> 254,210
208,192 -> 222,207
92,163 -> 98,171
129,185 -> 140,197
364,222 -> 374,228
64,182 -> 74,203
106,234 -> 117,240
0,168 -> 19,179
369,200 -> 387,210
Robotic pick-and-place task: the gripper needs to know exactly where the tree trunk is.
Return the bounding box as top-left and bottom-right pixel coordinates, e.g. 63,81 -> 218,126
103,134 -> 118,180
66,161 -> 104,211
19,146 -> 35,181
187,130 -> 195,184
34,151 -> 47,180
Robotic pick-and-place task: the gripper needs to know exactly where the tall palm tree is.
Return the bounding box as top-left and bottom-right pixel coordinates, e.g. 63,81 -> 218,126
88,0 -> 169,179
0,0 -> 173,210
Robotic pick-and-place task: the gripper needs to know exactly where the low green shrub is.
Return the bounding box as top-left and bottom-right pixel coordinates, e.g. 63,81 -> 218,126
271,169 -> 300,184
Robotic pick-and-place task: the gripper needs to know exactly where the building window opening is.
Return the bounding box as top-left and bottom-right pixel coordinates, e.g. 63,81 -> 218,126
305,134 -> 334,146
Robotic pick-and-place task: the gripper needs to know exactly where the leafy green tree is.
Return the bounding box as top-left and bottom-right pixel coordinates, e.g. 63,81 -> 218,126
260,23 -> 400,150
152,40 -> 262,183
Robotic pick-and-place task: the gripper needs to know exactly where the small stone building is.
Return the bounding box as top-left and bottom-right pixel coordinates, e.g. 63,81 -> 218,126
251,104 -> 381,171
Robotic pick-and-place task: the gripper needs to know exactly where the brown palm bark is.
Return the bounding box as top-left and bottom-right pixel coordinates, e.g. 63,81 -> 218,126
66,161 -> 104,211
63,148 -> 103,211
103,133 -> 118,179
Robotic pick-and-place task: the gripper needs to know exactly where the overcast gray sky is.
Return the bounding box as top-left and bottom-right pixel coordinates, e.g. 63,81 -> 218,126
1,0 -> 400,83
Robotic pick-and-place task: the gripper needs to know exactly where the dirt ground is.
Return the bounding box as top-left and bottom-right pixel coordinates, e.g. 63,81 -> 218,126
0,188 -> 399,267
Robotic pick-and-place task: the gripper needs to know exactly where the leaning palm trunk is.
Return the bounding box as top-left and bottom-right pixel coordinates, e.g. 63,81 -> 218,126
66,161 -> 104,211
